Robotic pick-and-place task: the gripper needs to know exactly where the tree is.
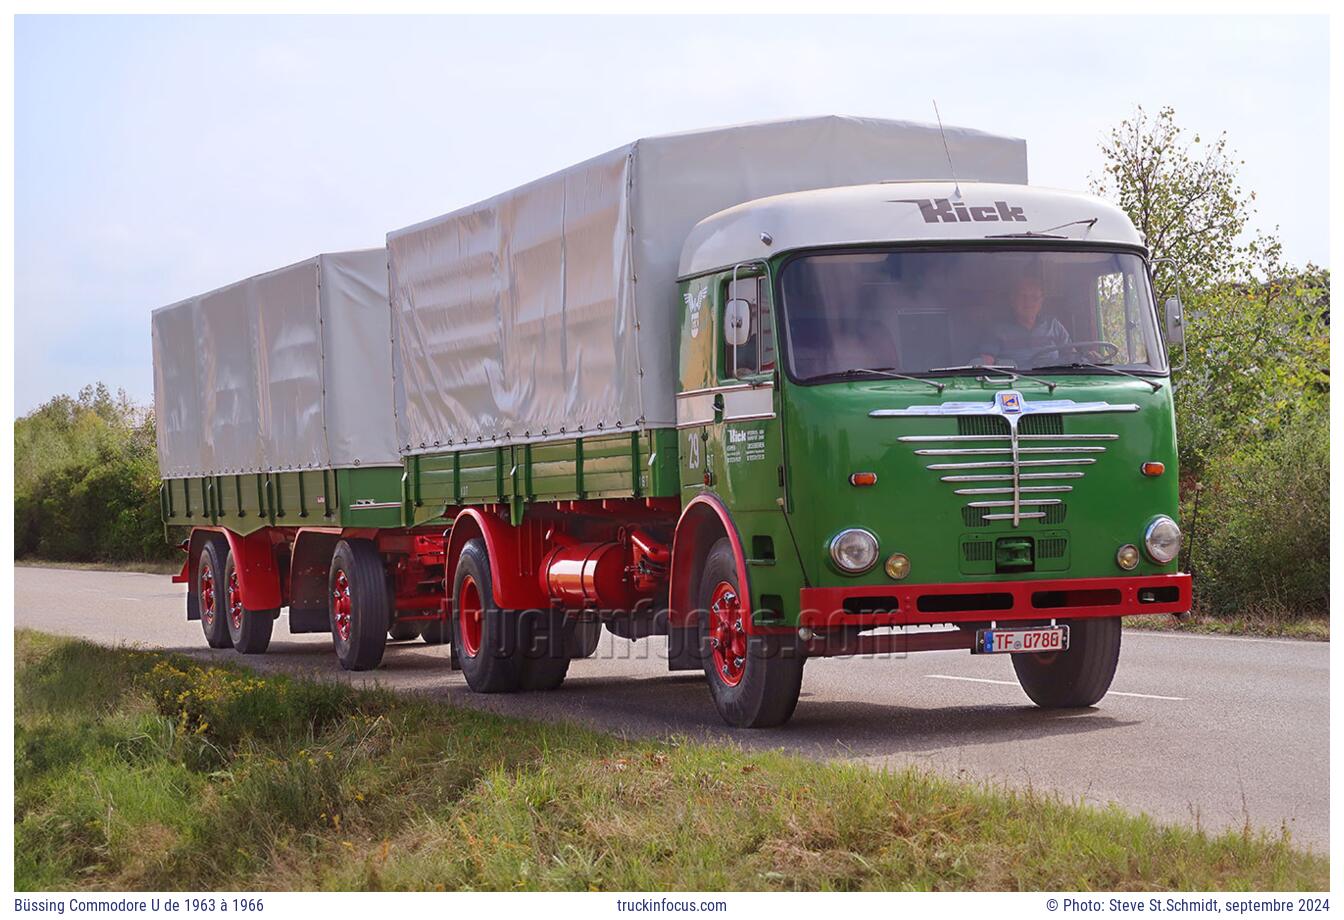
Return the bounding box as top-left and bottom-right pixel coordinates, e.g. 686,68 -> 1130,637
1092,106 -> 1328,476
1091,105 -> 1263,302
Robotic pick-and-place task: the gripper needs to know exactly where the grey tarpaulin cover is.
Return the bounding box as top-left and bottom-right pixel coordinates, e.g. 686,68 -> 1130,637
386,115 -> 1028,453
152,249 -> 399,478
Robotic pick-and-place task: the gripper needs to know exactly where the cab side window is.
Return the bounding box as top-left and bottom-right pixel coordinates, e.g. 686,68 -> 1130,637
724,275 -> 776,379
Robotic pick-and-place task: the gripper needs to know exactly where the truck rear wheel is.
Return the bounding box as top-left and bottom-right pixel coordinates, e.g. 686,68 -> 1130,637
328,539 -> 390,671
197,536 -> 232,650
569,618 -> 602,658
698,538 -> 805,728
451,539 -> 521,693
1012,617 -> 1121,708
224,553 -> 274,654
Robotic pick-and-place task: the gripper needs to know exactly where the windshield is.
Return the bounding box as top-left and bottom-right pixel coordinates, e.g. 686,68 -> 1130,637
777,248 -> 1166,381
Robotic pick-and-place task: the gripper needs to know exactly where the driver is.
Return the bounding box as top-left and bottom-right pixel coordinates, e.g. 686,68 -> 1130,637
974,276 -> 1071,368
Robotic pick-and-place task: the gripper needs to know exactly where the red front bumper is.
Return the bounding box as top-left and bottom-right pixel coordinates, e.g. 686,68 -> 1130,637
797,573 -> 1191,629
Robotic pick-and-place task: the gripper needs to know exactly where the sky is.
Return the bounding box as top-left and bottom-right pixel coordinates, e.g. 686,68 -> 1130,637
13,14 -> 1330,415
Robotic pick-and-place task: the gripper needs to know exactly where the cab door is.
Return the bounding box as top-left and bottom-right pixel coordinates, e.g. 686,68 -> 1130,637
677,263 -> 786,516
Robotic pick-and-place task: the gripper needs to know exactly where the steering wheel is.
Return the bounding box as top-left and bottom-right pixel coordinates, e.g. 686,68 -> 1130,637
1025,340 -> 1121,365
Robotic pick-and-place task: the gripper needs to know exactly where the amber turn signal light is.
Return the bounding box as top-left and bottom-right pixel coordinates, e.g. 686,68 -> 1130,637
849,472 -> 878,487
1141,461 -> 1165,477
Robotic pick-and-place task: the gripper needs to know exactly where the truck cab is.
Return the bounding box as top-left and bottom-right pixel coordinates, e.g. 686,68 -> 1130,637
673,181 -> 1190,705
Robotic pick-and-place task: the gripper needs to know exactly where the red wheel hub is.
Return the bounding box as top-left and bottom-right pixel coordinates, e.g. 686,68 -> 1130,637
199,560 -> 216,627
458,575 -> 483,657
332,569 -> 353,642
708,581 -> 747,687
228,568 -> 244,631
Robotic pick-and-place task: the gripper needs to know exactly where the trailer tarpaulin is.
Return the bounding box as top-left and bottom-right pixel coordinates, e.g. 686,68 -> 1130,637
151,249 -> 398,478
386,115 -> 1028,453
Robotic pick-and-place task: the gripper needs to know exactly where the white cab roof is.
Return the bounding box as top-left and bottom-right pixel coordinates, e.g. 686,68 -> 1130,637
679,182 -> 1144,277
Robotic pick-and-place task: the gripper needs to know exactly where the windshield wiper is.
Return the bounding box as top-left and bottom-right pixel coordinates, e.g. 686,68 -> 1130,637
985,217 -> 1099,240
820,367 -> 945,393
1032,361 -> 1163,392
927,364 -> 1057,393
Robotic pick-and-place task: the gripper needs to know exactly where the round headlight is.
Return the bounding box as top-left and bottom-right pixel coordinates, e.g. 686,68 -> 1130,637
1116,544 -> 1140,571
830,528 -> 879,574
1144,516 -> 1182,564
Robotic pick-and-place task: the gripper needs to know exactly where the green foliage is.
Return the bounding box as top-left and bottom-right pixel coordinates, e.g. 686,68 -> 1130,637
1094,107 -> 1329,619
14,383 -> 172,563
1188,410 -> 1329,617
14,631 -> 1328,892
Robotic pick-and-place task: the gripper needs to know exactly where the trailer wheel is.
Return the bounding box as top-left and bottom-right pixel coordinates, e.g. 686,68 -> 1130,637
328,540 -> 390,671
223,553 -> 275,654
698,538 -> 805,728
388,621 -> 423,642
450,539 -> 520,693
518,609 -> 571,691
197,537 -> 232,650
1012,617 -> 1122,708
420,619 -> 451,645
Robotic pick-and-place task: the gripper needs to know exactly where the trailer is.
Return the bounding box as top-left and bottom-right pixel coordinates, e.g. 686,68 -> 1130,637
156,115 -> 1192,726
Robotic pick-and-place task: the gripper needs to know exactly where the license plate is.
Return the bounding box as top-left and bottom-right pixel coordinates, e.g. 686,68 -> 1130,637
973,625 -> 1069,655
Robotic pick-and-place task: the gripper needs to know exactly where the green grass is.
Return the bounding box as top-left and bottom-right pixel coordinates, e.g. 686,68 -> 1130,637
14,629 -> 1327,892
1126,611 -> 1329,641
15,557 -> 183,576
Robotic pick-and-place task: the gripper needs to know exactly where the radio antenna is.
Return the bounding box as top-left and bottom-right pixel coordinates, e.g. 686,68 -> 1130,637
932,99 -> 962,201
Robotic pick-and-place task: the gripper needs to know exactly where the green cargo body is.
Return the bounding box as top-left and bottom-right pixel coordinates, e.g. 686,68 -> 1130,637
163,428 -> 682,535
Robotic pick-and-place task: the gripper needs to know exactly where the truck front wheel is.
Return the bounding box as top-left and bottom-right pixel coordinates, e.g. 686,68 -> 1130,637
451,539 -> 521,693
197,536 -> 232,650
698,538 -> 805,728
328,539 -> 390,671
224,553 -> 274,654
1012,617 -> 1121,708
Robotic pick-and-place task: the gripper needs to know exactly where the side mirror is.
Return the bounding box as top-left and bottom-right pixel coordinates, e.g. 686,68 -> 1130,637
1164,296 -> 1185,347
724,299 -> 751,347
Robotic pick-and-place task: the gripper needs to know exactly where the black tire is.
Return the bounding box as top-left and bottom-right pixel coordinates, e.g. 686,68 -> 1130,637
420,619 -> 451,645
223,553 -> 274,654
197,536 -> 232,650
518,609 -> 571,691
1012,617 -> 1122,708
451,539 -> 521,693
388,621 -> 423,642
328,539 -> 390,671
698,538 -> 805,728
569,618 -> 602,658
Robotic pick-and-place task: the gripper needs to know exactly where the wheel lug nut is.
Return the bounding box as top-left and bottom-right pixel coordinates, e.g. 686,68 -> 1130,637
733,657 -> 744,669
734,619 -> 743,632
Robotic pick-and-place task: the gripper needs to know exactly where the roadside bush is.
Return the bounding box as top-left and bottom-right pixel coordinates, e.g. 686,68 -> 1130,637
1188,408 -> 1328,618
14,383 -> 172,563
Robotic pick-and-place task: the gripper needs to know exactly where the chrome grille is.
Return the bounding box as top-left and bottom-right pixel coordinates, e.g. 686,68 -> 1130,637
870,391 -> 1140,529
900,427 -> 1110,526
900,427 -> 1111,526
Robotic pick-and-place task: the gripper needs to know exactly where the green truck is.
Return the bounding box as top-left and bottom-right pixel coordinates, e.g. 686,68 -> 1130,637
155,115 -> 1190,727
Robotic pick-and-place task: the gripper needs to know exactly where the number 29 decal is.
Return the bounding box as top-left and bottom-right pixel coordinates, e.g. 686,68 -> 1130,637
687,430 -> 702,470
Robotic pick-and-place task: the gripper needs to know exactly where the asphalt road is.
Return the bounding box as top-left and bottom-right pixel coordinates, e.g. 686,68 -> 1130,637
14,565 -> 1330,852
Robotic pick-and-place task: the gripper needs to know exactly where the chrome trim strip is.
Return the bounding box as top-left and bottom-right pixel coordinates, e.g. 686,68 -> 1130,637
678,382 -> 770,398
954,486 -> 1074,495
914,446 -> 1107,456
983,512 -> 1047,520
871,399 -> 1140,418
899,433 -> 1118,442
676,393 -> 716,428
926,458 -> 1098,470
723,386 -> 775,421
967,498 -> 1063,508
941,471 -> 1086,482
